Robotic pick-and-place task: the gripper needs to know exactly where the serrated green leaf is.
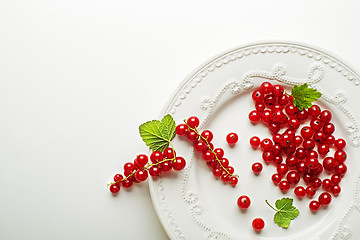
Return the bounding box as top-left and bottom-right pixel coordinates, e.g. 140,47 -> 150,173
266,198 -> 299,229
139,114 -> 176,152
291,83 -> 321,111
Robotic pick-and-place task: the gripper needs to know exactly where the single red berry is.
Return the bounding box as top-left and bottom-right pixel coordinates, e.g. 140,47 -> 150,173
308,105 -> 321,118
252,89 -> 264,103
279,180 -> 290,192
295,147 -> 308,159
264,94 -> 276,106
249,110 -> 261,123
331,185 -> 341,196
285,104 -> 298,116
318,192 -> 332,206
135,154 -> 149,168
296,161 -> 308,174
313,131 -> 326,144
201,130 -> 213,142
262,151 -> 274,163
150,151 -> 164,163
303,174 -> 313,184
323,123 -> 335,135
335,138 -> 346,149
280,134 -> 292,148
272,144 -> 282,156
301,126 -> 314,139
268,122 -> 280,134
273,155 -> 283,165
322,179 -> 334,191
273,110 -> 288,124
214,148 -> 224,159
306,157 -> 319,170
250,136 -> 261,147
121,179 -> 133,188
260,81 -> 273,94
311,177 -> 322,189
296,109 -> 309,121
114,174 -> 123,183
278,94 -> 289,105
309,163 -> 323,176
229,176 -> 238,186
320,110 -> 332,123
325,135 -> 335,146
110,184 -> 120,193
334,150 -> 347,163
331,174 -> 342,184
255,103 -> 266,112
135,169 -> 148,182
272,84 -> 284,97
186,130 -> 199,142
294,186 -> 306,198
237,195 -> 251,209
227,166 -> 235,174
308,150 -> 318,159
285,156 -> 298,167
286,171 -> 300,185
310,118 -> 323,131
206,160 -> 217,170
221,158 -> 229,168
260,138 -> 273,151
318,144 -> 329,155
252,218 -> 265,231
294,135 -> 303,146
277,163 -> 289,176
194,140 -> 207,152
252,162 -> 263,174
160,161 -> 173,172
226,133 -> 238,144
335,163 -> 347,176
303,139 -> 315,150
212,167 -> 223,178
173,157 -> 186,171
306,186 -> 316,197
288,118 -> 300,130
271,104 -> 284,111
187,116 -> 200,128
309,200 -> 321,212
220,173 -> 230,182
175,124 -> 188,136
261,110 -> 273,124
202,151 -> 215,162
323,157 -> 336,171
149,166 -> 161,177
163,148 -> 176,159
272,173 -> 281,185
124,162 -> 135,172
273,134 -> 282,144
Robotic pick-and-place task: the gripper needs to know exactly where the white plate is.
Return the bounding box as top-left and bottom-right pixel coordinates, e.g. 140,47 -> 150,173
149,41 -> 360,240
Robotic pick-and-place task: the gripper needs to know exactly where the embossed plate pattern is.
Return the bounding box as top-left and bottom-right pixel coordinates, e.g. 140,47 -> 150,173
149,42 -> 360,240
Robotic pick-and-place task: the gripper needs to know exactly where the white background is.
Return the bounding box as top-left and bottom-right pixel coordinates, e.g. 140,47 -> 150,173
1,1 -> 360,239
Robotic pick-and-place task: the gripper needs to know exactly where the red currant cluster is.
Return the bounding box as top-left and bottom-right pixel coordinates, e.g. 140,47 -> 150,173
248,82 -> 347,212
176,116 -> 239,186
109,148 -> 186,193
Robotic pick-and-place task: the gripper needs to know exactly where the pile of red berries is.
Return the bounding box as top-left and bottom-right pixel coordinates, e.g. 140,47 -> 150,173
248,82 -> 347,211
109,148 -> 186,193
176,116 -> 239,186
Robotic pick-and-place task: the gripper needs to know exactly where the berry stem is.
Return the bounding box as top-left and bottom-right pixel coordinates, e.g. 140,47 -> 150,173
265,200 -> 278,212
183,119 -> 239,179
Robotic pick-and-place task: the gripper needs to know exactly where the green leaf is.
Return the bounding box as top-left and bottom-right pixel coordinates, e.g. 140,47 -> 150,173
291,83 -> 321,111
139,114 -> 176,152
266,198 -> 299,229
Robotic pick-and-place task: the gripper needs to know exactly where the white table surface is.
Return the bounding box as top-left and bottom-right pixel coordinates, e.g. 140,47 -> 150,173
1,1 -> 360,239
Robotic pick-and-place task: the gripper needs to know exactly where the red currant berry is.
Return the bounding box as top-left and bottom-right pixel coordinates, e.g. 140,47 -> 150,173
269,122 -> 280,134
278,94 -> 289,105
325,135 -> 335,146
227,166 -> 235,174
175,124 -> 188,136
214,148 -> 224,159
273,134 -> 282,144
250,136 -> 261,147
294,186 -> 306,198
309,200 -> 321,212
163,148 -> 176,159
279,180 -> 290,192
334,150 -> 347,163
150,151 -> 164,163
322,178 -> 333,191
260,138 -> 273,151
295,147 -> 308,159
335,138 -> 346,149
277,163 -> 289,176
272,144 -> 282,156
310,118 -> 323,131
262,151 -> 274,163
323,123 -> 335,135
264,94 -> 276,106
172,157 -> 186,171
124,162 -> 135,172
121,179 -> 133,188
149,166 -> 161,177
206,160 -> 217,170
194,140 -> 207,152
255,103 -> 266,112
114,174 -> 123,183
318,192 -> 332,206
309,163 -> 323,176
252,90 -> 264,103
313,131 -> 326,144
160,161 -> 173,172
311,177 -> 322,189
273,110 -> 288,124
318,144 -> 329,155
335,163 -> 347,176
249,110 -> 261,123
135,154 -> 149,168
271,104 -> 284,111
272,84 -> 284,97
308,105 -> 321,118
135,169 -> 148,182
273,155 -> 283,165
286,171 -> 300,184
187,116 -> 200,128
252,162 -> 263,174
301,126 -> 314,139
294,135 -> 303,146
201,130 -> 213,142
280,134 -> 292,148
212,167 -> 223,178
226,133 -> 238,144
288,118 -> 300,130
296,161 -> 308,174
331,174 -> 342,184
323,157 -> 336,171
220,158 -> 229,168
261,110 -> 273,124
237,195 -> 251,209
303,174 -> 313,184
320,110 -> 332,123
306,157 -> 319,170
220,173 -> 230,182
272,173 -> 281,185
186,130 -> 199,142
308,150 -> 318,159
303,139 -> 315,150
296,109 -> 309,120
283,144 -> 296,156
252,218 -> 265,231
285,104 -> 298,116
110,184 -> 120,193
285,156 -> 298,167
229,176 -> 238,186
306,186 -> 316,197
331,185 -> 341,196
260,81 -> 273,94
202,151 -> 215,162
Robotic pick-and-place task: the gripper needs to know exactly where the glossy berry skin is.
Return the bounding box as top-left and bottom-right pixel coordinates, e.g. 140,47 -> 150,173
272,173 -> 281,185
277,164 -> 289,176
296,109 -> 309,121
278,94 -> 289,105
322,179 -> 334,191
280,134 -> 292,148
252,90 -> 264,103
194,140 -> 207,152
150,151 -> 164,163
294,135 -> 303,146
325,135 -> 335,146
228,176 -> 238,186
311,178 -> 322,189
272,84 -> 284,97
250,136 -> 261,147
264,94 -> 276,106
252,162 -> 263,174
163,148 -> 176,159
202,151 -> 215,162
288,118 -> 300,130
279,180 -> 290,192
310,119 -> 323,131
186,130 -> 199,142
331,185 -> 341,196
214,148 -> 224,159
262,151 -> 274,163
296,161 -> 308,174
301,127 -> 314,139
294,186 -> 306,198
261,110 -> 273,124
306,157 -> 319,170
320,110 -> 332,123
226,133 -> 238,144
309,200 -> 321,212
237,195 -> 251,209
269,122 -> 280,134
273,156 -> 283,165
260,81 -> 273,94
303,139 -> 315,150
249,110 -> 261,123
121,179 -> 133,188
331,174 -> 342,185
318,144 -> 329,155
272,144 -> 282,156
306,186 -> 316,197
335,163 -> 347,176
308,105 -> 321,118
295,148 -> 308,160
323,157 -> 337,171
172,157 -> 186,171
149,166 -> 161,177
303,174 -> 313,184
252,218 -> 265,231
135,169 -> 148,182
135,154 -> 149,168
285,104 -> 298,116
187,116 -> 200,128
175,124 -> 188,136
310,163 -> 323,176
114,174 -> 123,183
255,103 -> 266,112
261,138 -> 273,151
287,171 -> 300,185
220,173 -> 230,182
323,123 -> 335,135
212,167 -> 223,178
160,161 -> 172,172
334,150 -> 347,163
319,192 -> 332,206
335,138 -> 346,149
110,184 -> 120,193
201,130 -> 213,142
285,156 -> 298,167
313,131 -> 326,144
